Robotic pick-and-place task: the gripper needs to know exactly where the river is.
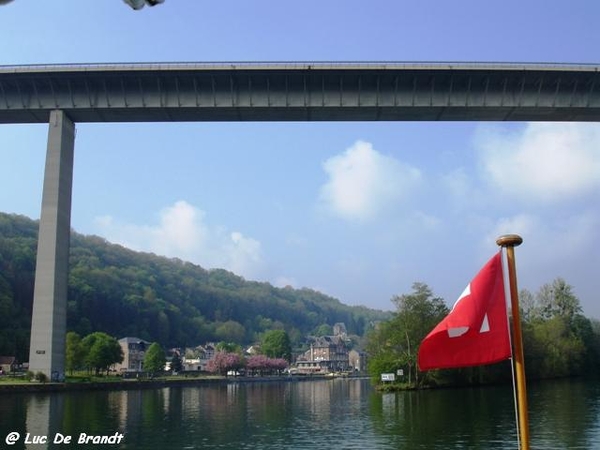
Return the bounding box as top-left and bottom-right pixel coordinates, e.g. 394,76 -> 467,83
1,378 -> 599,449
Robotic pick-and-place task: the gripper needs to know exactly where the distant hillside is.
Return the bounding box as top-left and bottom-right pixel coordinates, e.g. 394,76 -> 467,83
0,212 -> 389,361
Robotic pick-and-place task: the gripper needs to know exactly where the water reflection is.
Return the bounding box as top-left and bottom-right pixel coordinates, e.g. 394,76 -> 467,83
528,379 -> 600,449
25,395 -> 64,449
369,385 -> 518,448
1,378 -> 598,449
368,379 -> 600,449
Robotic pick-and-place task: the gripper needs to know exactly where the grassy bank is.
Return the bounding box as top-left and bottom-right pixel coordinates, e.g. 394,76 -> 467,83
0,372 -> 343,393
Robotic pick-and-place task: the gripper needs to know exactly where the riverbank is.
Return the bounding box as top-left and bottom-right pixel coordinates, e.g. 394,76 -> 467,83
0,373 -> 367,394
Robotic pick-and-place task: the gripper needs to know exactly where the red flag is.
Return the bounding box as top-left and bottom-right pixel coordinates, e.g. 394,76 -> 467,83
418,253 -> 511,371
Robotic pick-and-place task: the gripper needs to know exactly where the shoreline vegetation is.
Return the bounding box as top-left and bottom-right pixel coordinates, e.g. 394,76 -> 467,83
366,281 -> 600,390
0,373 -> 368,394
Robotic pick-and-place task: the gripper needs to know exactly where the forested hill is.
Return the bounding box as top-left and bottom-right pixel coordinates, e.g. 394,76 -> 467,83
0,212 -> 389,361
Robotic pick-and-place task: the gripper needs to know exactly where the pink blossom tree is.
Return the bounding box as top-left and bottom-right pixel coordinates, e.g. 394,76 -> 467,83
206,352 -> 245,376
246,355 -> 288,376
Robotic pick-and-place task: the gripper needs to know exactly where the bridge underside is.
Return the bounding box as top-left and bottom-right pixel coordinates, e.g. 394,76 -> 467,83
1,63 -> 599,123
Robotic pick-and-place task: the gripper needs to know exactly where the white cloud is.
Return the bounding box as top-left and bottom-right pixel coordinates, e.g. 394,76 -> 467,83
94,201 -> 208,258
224,231 -> 263,277
477,123 -> 600,203
318,140 -> 422,221
152,200 -> 208,256
485,210 -> 600,265
93,201 -> 264,279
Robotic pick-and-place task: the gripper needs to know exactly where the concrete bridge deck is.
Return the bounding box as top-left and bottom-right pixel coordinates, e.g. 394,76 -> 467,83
1,62 -> 599,123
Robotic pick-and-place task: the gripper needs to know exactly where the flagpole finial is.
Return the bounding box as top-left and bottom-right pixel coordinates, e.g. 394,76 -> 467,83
496,234 -> 523,247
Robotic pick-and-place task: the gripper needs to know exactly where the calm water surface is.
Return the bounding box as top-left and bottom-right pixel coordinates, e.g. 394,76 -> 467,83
1,378 -> 599,449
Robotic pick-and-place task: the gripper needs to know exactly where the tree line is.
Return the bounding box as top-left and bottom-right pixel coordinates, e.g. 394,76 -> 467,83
64,329 -> 293,378
0,213 -> 388,362
367,279 -> 600,388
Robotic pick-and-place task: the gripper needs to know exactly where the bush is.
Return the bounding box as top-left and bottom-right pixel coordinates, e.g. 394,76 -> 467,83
35,371 -> 48,383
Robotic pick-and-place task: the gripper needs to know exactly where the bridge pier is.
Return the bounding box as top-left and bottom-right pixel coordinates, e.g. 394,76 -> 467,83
28,110 -> 75,381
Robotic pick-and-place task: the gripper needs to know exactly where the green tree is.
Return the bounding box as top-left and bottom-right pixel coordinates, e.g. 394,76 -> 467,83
81,332 -> 123,376
522,278 -> 591,379
366,320 -> 403,383
215,320 -> 246,343
519,288 -> 538,322
143,342 -> 166,376
367,283 -> 448,387
530,317 -> 585,377
170,352 -> 183,373
65,331 -> 85,374
537,278 -> 582,321
572,316 -> 600,373
391,282 -> 448,386
261,330 -> 292,361
216,341 -> 242,353
313,324 -> 333,337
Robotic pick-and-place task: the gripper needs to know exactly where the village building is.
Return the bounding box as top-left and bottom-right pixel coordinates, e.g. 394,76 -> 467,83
348,349 -> 367,373
182,343 -> 217,371
115,337 -> 151,372
0,356 -> 17,374
295,335 -> 350,374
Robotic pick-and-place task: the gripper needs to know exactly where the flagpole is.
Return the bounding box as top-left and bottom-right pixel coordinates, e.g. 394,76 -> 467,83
496,234 -> 529,450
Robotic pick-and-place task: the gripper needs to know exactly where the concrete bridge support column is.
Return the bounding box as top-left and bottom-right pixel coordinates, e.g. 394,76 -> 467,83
28,110 -> 75,381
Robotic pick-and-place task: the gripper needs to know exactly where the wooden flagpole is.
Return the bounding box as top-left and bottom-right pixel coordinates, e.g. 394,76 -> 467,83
496,234 -> 529,450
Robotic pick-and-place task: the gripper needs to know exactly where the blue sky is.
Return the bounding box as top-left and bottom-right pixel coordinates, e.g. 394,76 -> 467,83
1,0 -> 599,317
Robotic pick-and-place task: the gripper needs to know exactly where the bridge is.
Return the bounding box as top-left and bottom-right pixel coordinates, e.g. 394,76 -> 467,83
1,62 -> 600,123
1,62 -> 598,380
